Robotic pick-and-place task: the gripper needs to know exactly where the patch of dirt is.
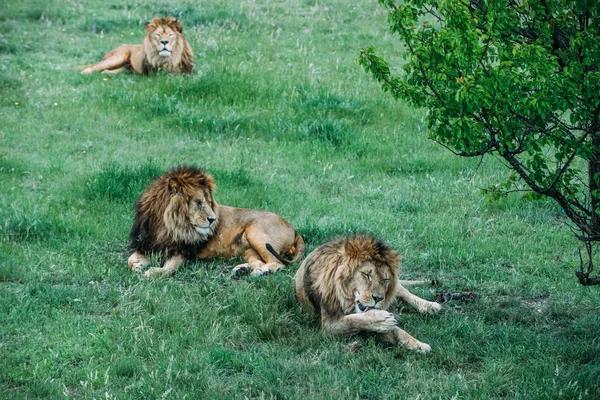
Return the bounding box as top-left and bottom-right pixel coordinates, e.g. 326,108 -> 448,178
435,292 -> 477,303
341,341 -> 362,354
521,295 -> 549,313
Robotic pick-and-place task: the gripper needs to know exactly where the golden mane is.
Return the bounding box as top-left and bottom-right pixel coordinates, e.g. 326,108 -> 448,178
295,234 -> 441,353
78,16 -> 194,75
302,235 -> 400,317
143,16 -> 194,74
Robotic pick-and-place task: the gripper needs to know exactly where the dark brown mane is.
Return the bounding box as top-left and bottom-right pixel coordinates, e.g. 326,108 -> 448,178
128,166 -> 216,259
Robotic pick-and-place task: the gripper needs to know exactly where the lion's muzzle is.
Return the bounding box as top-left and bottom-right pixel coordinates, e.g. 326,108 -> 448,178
355,292 -> 384,313
159,41 -> 171,57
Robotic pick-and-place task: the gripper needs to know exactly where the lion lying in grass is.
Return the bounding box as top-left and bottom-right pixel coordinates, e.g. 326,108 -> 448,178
295,234 -> 441,353
79,16 -> 193,74
128,166 -> 304,277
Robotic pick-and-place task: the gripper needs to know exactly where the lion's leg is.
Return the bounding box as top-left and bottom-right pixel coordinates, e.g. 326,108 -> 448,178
102,67 -> 126,75
379,326 -> 431,354
244,231 -> 288,276
396,282 -> 442,314
128,251 -> 150,273
323,310 -> 397,336
231,248 -> 275,277
144,254 -> 185,278
81,51 -> 129,74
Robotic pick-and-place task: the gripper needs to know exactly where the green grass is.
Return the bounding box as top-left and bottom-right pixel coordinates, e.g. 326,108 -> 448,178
1,0 -> 600,398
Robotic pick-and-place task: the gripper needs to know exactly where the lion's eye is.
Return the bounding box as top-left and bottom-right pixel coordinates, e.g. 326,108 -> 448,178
169,34 -> 174,38
153,34 -> 160,38
361,273 -> 371,281
195,200 -> 203,208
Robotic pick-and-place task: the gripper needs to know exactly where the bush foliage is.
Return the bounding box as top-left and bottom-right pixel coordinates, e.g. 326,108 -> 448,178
359,0 -> 600,284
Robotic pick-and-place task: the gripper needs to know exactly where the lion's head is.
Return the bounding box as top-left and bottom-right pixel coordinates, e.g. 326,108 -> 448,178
143,17 -> 194,74
130,166 -> 218,254
304,235 -> 400,317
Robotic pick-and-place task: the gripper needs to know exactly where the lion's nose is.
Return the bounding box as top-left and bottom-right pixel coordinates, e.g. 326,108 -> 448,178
373,295 -> 384,304
160,40 -> 169,45
207,217 -> 216,225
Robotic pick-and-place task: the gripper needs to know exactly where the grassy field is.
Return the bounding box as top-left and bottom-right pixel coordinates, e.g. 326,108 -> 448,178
1,0 -> 600,398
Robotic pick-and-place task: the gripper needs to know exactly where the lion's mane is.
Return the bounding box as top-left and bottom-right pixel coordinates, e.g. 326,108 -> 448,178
142,17 -> 194,74
129,166 -> 216,259
300,234 -> 400,317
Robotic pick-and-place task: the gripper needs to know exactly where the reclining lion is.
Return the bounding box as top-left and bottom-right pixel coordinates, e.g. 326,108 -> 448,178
128,166 -> 304,277
295,234 -> 441,353
79,16 -> 193,74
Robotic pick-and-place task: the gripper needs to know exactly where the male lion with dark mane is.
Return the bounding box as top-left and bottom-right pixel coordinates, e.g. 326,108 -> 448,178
79,16 -> 193,75
295,234 -> 441,353
128,166 -> 304,277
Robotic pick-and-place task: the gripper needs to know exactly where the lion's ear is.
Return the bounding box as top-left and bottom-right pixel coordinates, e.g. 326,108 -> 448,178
164,16 -> 183,33
168,177 -> 182,193
172,19 -> 183,33
144,18 -> 158,34
342,241 -> 360,260
199,174 -> 216,192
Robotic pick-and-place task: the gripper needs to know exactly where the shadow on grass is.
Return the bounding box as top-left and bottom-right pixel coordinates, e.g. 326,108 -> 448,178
85,162 -> 163,203
84,18 -> 137,34
294,86 -> 371,123
2,215 -> 70,242
299,223 -> 366,248
154,6 -> 249,29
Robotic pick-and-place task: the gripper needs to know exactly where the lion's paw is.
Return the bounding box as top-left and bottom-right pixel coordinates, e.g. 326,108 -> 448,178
250,267 -> 272,277
231,264 -> 251,278
417,301 -> 442,315
81,68 -> 92,75
428,302 -> 442,314
128,253 -> 149,273
401,339 -> 432,354
414,342 -> 431,354
367,310 -> 397,333
144,268 -> 164,278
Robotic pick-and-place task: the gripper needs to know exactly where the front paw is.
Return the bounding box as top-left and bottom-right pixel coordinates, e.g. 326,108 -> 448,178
428,302 -> 442,314
416,342 -> 432,353
366,310 -> 397,333
128,253 -> 149,273
144,268 -> 163,278
417,301 -> 442,315
250,267 -> 271,277
406,341 -> 431,354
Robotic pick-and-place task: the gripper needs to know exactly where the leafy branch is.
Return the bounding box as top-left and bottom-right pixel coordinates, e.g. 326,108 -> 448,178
359,0 -> 600,284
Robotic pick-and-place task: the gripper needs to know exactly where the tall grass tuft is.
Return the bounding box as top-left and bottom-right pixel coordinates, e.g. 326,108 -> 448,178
86,163 -> 163,203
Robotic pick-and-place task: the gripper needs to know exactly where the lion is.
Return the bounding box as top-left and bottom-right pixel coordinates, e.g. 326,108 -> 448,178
78,16 -> 193,75
295,234 -> 441,353
128,166 -> 305,278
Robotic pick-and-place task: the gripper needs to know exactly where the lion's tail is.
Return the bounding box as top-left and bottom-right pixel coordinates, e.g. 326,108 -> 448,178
266,232 -> 305,266
70,64 -> 91,71
398,279 -> 440,286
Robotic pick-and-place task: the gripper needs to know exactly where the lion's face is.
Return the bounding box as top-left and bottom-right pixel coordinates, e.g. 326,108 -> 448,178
351,261 -> 394,313
148,24 -> 178,57
187,188 -> 218,235
144,17 -> 185,59
151,168 -> 219,244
